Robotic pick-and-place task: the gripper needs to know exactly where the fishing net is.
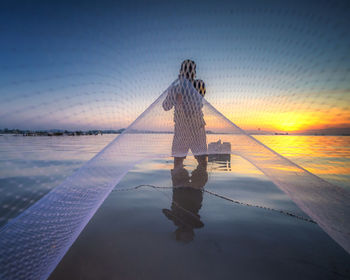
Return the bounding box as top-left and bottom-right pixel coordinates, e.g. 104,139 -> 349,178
1,77 -> 349,279
0,0 -> 350,279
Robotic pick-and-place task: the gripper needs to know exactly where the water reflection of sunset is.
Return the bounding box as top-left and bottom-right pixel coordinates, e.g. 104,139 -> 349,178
132,155 -> 264,178
124,133 -> 349,188
255,135 -> 350,188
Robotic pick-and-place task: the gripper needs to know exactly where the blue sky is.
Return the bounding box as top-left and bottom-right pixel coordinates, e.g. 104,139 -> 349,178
0,0 -> 349,131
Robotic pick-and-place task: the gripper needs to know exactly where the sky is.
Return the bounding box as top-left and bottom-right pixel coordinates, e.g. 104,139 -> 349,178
0,0 -> 349,133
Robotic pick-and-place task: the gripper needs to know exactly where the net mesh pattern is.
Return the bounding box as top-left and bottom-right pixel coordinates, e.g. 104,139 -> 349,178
0,1 -> 350,279
1,78 -> 349,280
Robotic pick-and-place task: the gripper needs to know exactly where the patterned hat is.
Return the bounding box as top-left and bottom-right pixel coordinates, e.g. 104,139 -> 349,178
179,59 -> 196,81
193,79 -> 206,96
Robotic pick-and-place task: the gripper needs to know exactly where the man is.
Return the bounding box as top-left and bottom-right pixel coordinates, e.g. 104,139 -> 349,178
162,60 -> 207,169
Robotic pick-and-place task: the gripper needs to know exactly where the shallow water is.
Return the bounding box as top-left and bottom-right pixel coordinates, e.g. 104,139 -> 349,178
0,134 -> 349,279
255,135 -> 350,189
49,156 -> 350,280
0,134 -> 349,226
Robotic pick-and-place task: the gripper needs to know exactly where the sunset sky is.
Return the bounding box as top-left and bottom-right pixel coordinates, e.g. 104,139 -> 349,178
0,0 -> 349,133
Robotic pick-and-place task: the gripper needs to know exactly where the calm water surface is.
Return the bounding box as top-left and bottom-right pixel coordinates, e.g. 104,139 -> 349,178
49,156 -> 349,280
255,135 -> 350,189
0,134 -> 349,279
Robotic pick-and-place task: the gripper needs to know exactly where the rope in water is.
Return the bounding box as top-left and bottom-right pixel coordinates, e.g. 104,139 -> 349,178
113,184 -> 316,224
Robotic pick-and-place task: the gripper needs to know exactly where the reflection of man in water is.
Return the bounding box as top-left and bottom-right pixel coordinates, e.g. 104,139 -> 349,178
162,60 -> 207,168
162,158 -> 208,242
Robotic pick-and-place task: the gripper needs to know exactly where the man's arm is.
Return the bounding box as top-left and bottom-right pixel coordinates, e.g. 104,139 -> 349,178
162,86 -> 177,111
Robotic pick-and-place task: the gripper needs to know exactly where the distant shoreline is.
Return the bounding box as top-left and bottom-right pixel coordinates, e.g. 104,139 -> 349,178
1,128 -> 349,137
0,132 -> 349,137
0,129 -> 125,136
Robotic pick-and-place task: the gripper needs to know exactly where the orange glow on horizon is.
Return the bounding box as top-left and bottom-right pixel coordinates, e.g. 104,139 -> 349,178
218,90 -> 350,132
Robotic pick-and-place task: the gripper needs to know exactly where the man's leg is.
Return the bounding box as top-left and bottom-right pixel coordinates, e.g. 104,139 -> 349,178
174,156 -> 185,169
192,126 -> 208,169
194,155 -> 207,170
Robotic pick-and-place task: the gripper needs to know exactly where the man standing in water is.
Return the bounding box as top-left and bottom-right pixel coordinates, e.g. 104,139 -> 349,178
162,60 -> 208,242
162,59 -> 207,169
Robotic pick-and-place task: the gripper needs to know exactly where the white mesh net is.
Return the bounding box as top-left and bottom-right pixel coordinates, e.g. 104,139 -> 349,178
0,0 -> 350,279
1,77 -> 349,279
